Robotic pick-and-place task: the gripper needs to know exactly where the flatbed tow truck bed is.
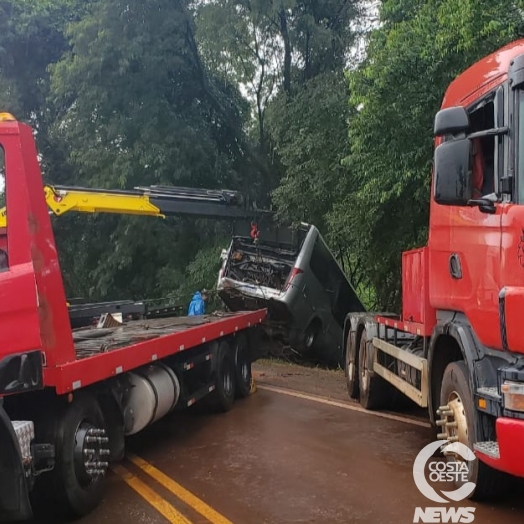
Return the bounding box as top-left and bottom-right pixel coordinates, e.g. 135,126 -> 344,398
73,313 -> 251,358
0,115 -> 269,522
44,309 -> 266,395
73,314 -> 247,359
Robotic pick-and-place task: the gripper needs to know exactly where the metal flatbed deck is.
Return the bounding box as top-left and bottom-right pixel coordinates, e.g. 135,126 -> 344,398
73,315 -> 220,359
44,309 -> 267,395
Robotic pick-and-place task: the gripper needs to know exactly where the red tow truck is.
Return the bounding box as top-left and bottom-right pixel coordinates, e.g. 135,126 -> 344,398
345,39 -> 524,499
0,114 -> 266,521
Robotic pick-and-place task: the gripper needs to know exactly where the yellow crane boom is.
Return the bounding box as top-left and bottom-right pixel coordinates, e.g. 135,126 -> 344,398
43,186 -> 163,218
0,184 -> 267,228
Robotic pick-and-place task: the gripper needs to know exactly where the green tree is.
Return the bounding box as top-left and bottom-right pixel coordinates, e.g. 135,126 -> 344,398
48,0 -> 251,301
0,0 -> 91,124
269,71 -> 351,231
333,0 -> 524,310
197,0 -> 358,145
0,0 -> 93,196
198,0 -> 362,289
196,0 -> 281,150
262,0 -> 360,280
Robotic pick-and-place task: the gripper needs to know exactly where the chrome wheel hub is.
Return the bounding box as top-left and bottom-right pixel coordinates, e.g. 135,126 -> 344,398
436,391 -> 469,459
74,424 -> 110,485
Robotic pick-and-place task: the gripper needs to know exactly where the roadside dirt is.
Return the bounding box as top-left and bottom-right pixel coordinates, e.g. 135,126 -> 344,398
253,357 -> 429,423
252,358 -> 349,402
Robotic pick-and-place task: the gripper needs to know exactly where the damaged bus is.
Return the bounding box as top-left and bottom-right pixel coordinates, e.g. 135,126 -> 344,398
217,224 -> 365,366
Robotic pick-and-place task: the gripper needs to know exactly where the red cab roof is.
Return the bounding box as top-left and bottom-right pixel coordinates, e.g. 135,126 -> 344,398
442,39 -> 524,108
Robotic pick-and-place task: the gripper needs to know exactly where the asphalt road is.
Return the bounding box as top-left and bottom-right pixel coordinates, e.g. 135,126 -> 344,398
30,376 -> 524,524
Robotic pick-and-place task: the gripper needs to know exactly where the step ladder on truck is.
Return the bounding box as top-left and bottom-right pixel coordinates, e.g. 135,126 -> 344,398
344,39 -> 524,501
0,113 -> 268,522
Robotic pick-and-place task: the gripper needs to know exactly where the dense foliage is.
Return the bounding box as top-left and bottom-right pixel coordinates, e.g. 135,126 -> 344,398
2,0 -> 524,311
333,0 -> 524,309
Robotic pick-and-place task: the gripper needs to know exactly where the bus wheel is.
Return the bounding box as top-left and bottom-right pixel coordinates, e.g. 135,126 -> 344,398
39,392 -> 109,518
234,334 -> 252,398
438,362 -> 507,501
304,321 -> 320,352
358,330 -> 390,410
209,341 -> 236,412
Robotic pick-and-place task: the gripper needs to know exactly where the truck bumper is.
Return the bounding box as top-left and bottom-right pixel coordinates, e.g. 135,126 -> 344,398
475,417 -> 524,477
0,404 -> 33,522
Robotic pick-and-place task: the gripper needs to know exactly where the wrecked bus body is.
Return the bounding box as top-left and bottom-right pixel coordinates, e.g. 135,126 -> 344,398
218,224 -> 365,366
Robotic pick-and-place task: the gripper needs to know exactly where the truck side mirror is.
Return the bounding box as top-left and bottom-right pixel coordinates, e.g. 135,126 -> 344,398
434,107 -> 469,136
433,138 -> 472,206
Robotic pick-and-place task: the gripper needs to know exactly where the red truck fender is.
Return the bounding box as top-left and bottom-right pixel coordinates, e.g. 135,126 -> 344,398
427,317 -> 482,427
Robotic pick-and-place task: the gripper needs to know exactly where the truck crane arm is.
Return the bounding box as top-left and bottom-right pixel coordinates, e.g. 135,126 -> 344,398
0,183 -> 269,227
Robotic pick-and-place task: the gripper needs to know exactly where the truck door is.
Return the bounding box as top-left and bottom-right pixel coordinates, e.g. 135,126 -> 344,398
499,79 -> 524,353
430,87 -> 504,350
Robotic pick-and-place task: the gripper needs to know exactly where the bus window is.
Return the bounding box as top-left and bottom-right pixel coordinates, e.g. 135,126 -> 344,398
309,237 -> 333,290
310,235 -> 365,327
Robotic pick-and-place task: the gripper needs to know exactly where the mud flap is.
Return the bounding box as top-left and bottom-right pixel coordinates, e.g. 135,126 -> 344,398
0,405 -> 32,521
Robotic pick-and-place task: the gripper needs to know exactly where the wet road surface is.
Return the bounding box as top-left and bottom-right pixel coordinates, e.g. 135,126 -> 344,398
32,382 -> 524,524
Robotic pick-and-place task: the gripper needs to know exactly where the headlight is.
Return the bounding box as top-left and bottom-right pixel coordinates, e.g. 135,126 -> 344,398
502,381 -> 524,412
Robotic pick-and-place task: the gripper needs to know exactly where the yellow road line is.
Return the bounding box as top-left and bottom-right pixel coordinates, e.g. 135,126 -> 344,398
257,384 -> 432,429
112,464 -> 193,524
128,453 -> 234,524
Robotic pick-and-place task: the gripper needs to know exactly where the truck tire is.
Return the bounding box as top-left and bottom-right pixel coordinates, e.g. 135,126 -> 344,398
34,392 -> 108,518
439,362 -> 507,501
358,330 -> 391,410
208,341 -> 236,412
345,333 -> 359,399
234,334 -> 252,399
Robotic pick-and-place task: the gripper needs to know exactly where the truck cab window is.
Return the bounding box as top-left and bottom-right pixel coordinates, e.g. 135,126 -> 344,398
518,91 -> 524,203
0,147 -> 5,207
468,99 -> 495,197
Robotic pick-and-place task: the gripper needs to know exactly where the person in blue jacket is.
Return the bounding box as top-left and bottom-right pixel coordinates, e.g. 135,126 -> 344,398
188,289 -> 208,316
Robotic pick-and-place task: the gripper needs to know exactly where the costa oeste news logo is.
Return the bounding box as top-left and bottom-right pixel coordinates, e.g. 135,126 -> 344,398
413,440 -> 476,523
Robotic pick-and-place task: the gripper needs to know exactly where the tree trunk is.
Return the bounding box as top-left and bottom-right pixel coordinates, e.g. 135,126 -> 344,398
304,30 -> 311,80
279,9 -> 291,95
257,61 -> 266,150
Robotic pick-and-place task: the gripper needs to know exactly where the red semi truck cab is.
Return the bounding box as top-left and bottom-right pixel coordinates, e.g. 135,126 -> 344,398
344,39 -> 524,500
0,115 -> 266,521
429,40 -> 524,479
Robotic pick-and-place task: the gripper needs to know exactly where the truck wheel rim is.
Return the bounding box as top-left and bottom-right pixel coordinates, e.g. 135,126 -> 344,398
447,394 -> 469,446
359,343 -> 368,393
223,368 -> 233,396
437,392 -> 469,461
348,362 -> 355,381
241,360 -> 250,382
74,422 -> 110,487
